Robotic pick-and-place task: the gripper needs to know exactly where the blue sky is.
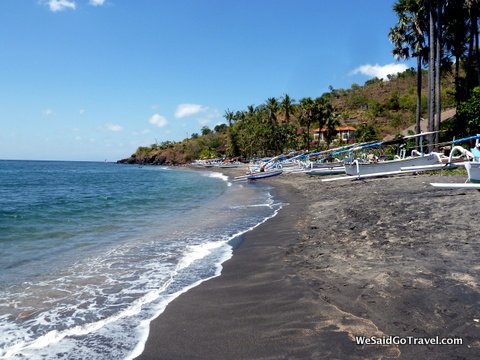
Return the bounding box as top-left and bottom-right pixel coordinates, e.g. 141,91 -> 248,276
0,0 -> 411,161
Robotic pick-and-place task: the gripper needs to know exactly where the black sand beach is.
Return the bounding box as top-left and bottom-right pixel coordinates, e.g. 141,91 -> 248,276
138,172 -> 480,359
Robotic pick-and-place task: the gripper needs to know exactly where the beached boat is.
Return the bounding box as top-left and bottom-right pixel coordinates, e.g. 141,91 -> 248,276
465,161 -> 480,183
344,153 -> 442,176
430,162 -> 480,189
430,137 -> 480,189
305,166 -> 345,176
430,182 -> 480,189
246,169 -> 283,180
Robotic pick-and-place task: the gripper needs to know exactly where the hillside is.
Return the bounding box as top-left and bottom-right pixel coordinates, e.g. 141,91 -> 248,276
329,69 -> 455,136
119,68 -> 457,165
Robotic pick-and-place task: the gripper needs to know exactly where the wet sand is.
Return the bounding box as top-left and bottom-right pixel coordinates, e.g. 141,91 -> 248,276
138,171 -> 480,359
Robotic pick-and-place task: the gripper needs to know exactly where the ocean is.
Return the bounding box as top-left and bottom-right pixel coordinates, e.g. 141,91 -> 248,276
0,161 -> 282,359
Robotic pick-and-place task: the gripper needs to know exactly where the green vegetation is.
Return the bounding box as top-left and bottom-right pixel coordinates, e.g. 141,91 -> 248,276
120,1 -> 480,165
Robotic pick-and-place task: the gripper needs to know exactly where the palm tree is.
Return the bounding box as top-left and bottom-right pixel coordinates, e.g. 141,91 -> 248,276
298,97 -> 314,150
224,109 -> 235,127
465,0 -> 480,94
427,0 -> 436,149
313,97 -> 329,151
265,97 -> 280,125
444,0 -> 469,104
323,112 -> 340,147
280,94 -> 295,123
223,109 -> 239,157
390,0 -> 427,146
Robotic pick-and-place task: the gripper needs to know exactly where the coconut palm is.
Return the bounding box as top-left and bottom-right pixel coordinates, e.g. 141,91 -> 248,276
298,97 -> 315,151
390,0 -> 427,145
224,109 -> 235,127
280,94 -> 295,123
323,111 -> 340,147
443,0 -> 469,103
265,97 -> 280,125
223,109 -> 239,156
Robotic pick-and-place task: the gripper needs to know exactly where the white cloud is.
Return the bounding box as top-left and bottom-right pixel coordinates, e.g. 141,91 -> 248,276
132,129 -> 151,136
42,108 -> 54,117
105,123 -> 123,132
89,0 -> 106,6
197,108 -> 221,125
351,63 -> 408,81
45,0 -> 76,12
149,114 -> 168,127
174,104 -> 207,118
198,118 -> 211,126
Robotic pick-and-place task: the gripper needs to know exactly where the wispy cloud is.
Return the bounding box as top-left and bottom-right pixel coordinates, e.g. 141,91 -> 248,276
44,0 -> 76,12
105,123 -> 123,132
197,108 -> 221,125
42,108 -> 55,118
351,63 -> 408,81
89,0 -> 106,6
174,104 -> 207,118
79,109 -> 86,115
149,114 -> 168,127
132,129 -> 151,136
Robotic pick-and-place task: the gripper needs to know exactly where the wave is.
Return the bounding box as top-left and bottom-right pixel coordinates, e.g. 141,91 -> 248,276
0,164 -> 282,359
201,171 -> 232,186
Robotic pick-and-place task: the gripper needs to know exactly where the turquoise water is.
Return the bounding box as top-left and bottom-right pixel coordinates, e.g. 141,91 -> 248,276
0,161 -> 282,359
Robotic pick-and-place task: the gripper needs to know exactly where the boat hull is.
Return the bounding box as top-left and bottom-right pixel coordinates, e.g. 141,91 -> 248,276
345,154 -> 441,176
465,162 -> 480,183
306,167 -> 345,176
431,182 -> 480,189
247,170 -> 283,180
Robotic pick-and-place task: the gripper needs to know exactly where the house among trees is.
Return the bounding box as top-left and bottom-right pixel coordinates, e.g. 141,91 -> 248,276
313,125 -> 356,143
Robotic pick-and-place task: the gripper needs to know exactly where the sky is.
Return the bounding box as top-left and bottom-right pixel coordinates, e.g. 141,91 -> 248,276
0,0 -> 412,161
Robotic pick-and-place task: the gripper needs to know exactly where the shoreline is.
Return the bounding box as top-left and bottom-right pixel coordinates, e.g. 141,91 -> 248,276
137,171 -> 480,359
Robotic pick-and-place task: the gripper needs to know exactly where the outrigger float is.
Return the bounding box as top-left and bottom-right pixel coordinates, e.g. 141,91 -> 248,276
430,135 -> 480,189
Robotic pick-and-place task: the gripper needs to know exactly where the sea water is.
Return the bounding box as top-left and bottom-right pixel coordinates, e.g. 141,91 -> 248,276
0,161 -> 282,359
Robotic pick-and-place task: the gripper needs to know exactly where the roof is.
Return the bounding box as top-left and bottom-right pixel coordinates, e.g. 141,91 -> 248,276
312,125 -> 356,133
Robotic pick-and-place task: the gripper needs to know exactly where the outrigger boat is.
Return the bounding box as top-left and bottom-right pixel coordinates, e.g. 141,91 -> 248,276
305,165 -> 345,176
344,131 -> 443,177
431,135 -> 480,189
323,132 -> 443,182
246,169 -> 283,180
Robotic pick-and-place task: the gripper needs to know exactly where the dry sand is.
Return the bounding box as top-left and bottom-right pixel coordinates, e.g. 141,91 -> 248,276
138,170 -> 480,359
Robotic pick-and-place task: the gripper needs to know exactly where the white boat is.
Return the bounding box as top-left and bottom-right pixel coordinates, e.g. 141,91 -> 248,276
430,161 -> 480,189
465,162 -> 480,183
344,153 -> 442,176
430,136 -> 480,189
305,166 -> 345,176
246,169 -> 283,180
430,182 -> 480,189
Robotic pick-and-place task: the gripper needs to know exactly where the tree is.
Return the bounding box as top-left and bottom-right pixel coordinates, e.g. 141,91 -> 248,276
201,126 -> 212,136
452,86 -> 480,137
313,97 -> 332,150
354,124 -> 380,142
265,97 -> 280,125
224,109 -> 235,126
317,98 -> 338,147
444,0 -> 469,103
390,0 -> 427,147
298,97 -> 315,150
223,109 -> 239,156
214,123 -> 228,133
280,94 -> 295,123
